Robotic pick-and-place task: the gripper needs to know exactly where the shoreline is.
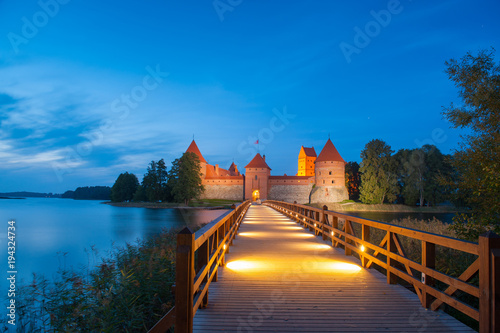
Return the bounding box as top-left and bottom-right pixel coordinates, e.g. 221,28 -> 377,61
104,201 -> 464,213
103,201 -> 234,210
309,202 -> 464,213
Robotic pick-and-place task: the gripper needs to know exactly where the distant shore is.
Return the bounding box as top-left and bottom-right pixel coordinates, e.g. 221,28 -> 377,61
105,200 -> 464,213
309,202 -> 464,213
103,199 -> 239,210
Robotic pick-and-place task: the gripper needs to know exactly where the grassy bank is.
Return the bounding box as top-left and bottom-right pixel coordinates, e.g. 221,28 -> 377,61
309,201 -> 463,213
2,227 -> 193,332
105,198 -> 241,209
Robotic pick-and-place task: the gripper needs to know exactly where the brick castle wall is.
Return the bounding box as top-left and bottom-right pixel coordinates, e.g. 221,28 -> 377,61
200,184 -> 244,201
268,184 -> 313,204
310,186 -> 348,203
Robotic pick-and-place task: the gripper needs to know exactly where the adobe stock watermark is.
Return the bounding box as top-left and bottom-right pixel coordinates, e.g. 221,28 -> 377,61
339,0 -> 403,64
237,106 -> 295,161
7,0 -> 71,54
51,64 -> 169,182
213,0 -> 243,22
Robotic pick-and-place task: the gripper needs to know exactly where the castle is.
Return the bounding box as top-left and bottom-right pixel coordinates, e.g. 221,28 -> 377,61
186,138 -> 349,204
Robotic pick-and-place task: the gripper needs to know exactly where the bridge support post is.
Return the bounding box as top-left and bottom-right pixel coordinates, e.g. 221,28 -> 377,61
321,206 -> 327,241
362,225 -> 370,268
197,239 -> 209,309
344,220 -> 352,256
479,231 -> 500,333
422,241 -> 435,308
175,228 -> 195,333
386,231 -> 397,284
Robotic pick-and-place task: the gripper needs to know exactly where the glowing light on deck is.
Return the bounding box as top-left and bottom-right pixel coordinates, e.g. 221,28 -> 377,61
360,245 -> 365,252
329,262 -> 362,272
226,260 -> 260,271
223,244 -> 227,250
281,226 -> 303,231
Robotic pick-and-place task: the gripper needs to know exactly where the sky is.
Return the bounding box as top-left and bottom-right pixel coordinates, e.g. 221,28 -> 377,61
0,0 -> 499,193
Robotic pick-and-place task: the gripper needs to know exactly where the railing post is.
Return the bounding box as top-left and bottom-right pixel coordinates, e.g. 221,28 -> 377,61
422,240 -> 435,308
345,220 -> 352,256
387,231 -> 397,284
175,227 -> 195,333
479,231 -> 500,333
491,248 -> 500,332
197,239 -> 209,309
362,225 -> 370,268
321,207 -> 326,241
332,215 -> 338,248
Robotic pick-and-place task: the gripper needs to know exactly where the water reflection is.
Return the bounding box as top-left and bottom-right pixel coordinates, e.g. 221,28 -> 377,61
0,198 -> 227,293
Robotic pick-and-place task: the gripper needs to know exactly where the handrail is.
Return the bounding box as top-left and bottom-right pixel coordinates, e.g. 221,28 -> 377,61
148,200 -> 251,333
264,200 -> 500,333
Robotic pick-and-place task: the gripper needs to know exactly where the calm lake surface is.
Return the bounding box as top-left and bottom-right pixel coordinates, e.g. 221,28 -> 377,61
0,198 -> 227,294
0,198 -> 455,299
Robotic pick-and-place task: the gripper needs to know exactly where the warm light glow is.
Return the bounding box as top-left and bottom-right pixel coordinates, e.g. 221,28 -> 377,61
360,245 -> 365,252
281,226 -> 303,230
226,260 -> 261,271
223,244 -> 227,250
329,262 -> 362,272
314,223 -> 317,227
303,218 -> 306,221
292,233 -> 314,238
331,231 -> 334,236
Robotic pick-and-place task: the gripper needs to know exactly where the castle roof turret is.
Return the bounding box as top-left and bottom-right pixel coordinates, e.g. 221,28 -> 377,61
316,138 -> 345,163
185,140 -> 207,163
245,153 -> 271,170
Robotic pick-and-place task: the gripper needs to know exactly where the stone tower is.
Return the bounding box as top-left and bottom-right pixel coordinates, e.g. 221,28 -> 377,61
244,153 -> 271,201
185,140 -> 207,177
310,138 -> 349,203
297,146 -> 317,176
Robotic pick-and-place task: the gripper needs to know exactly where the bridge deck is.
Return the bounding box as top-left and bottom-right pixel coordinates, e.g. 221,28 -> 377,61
193,205 -> 474,332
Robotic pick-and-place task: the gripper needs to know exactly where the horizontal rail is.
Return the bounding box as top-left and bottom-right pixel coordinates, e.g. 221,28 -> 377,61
264,200 -> 500,333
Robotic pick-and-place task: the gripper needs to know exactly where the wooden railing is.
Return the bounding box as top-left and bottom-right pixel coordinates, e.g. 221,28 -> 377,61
148,200 -> 251,333
265,200 -> 500,333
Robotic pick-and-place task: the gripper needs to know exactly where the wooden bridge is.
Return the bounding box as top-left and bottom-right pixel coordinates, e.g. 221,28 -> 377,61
150,201 -> 500,333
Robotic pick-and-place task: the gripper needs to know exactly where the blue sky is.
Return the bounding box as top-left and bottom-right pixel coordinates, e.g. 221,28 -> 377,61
0,0 -> 499,193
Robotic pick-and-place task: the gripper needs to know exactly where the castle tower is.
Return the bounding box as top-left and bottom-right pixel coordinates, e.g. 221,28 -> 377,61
311,138 -> 349,202
297,146 -> 317,176
185,140 -> 207,178
244,153 -> 271,201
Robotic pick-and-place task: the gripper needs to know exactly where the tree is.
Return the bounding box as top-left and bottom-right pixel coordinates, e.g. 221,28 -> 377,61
110,172 -> 139,202
442,48 -> 500,239
142,159 -> 169,202
394,145 -> 451,207
345,161 -> 361,201
359,139 -> 399,204
169,152 -> 204,205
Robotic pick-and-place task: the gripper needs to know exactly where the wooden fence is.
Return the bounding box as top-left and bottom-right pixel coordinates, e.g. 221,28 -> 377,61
265,200 -> 500,333
148,201 -> 251,333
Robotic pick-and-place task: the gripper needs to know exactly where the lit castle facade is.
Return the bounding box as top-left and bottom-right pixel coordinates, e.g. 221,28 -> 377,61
185,138 -> 348,203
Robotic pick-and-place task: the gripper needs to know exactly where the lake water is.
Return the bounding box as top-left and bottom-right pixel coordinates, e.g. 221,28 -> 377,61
0,198 -> 227,295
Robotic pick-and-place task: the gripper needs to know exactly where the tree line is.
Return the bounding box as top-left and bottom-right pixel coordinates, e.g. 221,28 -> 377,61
346,48 -> 499,240
345,141 -> 453,207
110,152 -> 205,205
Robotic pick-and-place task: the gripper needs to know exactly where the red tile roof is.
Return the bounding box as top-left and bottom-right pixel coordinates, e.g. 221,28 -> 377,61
316,139 -> 345,163
302,146 -> 317,157
245,153 -> 271,169
185,140 -> 207,163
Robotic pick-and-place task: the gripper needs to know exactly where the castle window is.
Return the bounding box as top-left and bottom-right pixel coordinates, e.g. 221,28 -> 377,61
332,180 -> 334,184
255,175 -> 257,180
323,180 -> 325,184
319,171 -> 321,175
329,171 -> 332,175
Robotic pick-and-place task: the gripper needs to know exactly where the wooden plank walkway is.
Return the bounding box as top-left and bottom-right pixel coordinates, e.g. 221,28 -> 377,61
193,205 -> 475,332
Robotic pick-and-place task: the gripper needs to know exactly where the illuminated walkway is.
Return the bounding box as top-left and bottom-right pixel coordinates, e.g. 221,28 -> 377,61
193,205 -> 474,332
